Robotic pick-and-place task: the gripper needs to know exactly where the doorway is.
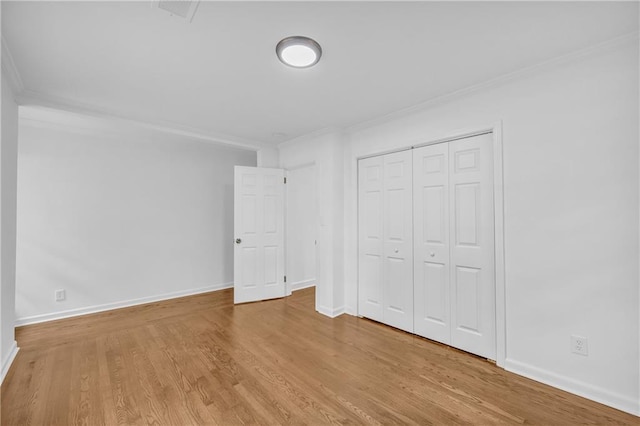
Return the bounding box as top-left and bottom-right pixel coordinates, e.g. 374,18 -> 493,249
286,164 -> 318,294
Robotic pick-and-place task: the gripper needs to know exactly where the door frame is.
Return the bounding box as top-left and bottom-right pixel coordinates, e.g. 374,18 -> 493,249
356,121 -> 506,367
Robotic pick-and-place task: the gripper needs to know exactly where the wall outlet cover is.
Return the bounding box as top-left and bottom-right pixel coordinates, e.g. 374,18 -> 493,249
571,335 -> 588,356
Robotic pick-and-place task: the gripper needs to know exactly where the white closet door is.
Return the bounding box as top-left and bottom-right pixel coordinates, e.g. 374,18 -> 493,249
413,143 -> 451,344
358,156 -> 384,322
359,134 -> 494,357
449,134 -> 495,359
382,150 -> 414,332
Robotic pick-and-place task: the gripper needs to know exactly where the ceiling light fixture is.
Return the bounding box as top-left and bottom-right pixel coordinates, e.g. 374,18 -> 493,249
276,36 -> 322,68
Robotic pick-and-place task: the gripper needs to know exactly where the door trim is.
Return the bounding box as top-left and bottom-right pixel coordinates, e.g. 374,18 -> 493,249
356,121 -> 506,367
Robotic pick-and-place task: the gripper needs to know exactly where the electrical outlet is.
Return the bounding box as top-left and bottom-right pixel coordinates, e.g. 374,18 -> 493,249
55,289 -> 66,302
571,335 -> 588,356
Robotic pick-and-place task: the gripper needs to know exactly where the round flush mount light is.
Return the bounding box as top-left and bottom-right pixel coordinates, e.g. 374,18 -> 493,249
276,36 -> 322,68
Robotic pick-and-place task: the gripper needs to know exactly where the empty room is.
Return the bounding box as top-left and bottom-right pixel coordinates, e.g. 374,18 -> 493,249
1,1 -> 639,424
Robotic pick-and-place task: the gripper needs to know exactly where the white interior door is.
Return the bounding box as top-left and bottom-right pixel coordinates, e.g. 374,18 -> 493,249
449,134 -> 495,359
382,150 -> 414,332
358,150 -> 413,333
413,134 -> 495,359
234,166 -> 286,304
358,155 -> 384,322
413,142 -> 451,344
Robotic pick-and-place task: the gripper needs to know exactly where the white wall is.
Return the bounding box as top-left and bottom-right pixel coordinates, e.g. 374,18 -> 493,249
1,68 -> 19,382
279,130 -> 344,316
342,40 -> 639,414
256,147 -> 279,168
286,164 -> 317,291
16,120 -> 256,324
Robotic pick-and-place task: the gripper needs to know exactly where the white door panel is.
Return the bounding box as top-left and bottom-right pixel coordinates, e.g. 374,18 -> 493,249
449,134 -> 495,359
358,156 -> 384,321
234,166 -> 286,304
358,151 -> 413,331
382,151 -> 413,332
413,142 -> 451,344
359,133 -> 495,360
414,134 -> 495,359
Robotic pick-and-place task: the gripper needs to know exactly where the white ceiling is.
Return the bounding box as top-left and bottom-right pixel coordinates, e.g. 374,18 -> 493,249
3,1 -> 639,148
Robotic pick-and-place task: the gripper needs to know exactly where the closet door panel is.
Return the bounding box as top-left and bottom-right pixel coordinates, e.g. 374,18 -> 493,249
413,143 -> 451,344
382,150 -> 414,333
449,134 -> 496,359
359,133 -> 496,360
358,156 -> 384,322
383,151 -> 413,332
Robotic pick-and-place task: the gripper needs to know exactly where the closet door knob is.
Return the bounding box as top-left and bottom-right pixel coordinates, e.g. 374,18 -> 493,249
235,238 -> 242,244
394,248 -> 399,253
430,252 -> 435,257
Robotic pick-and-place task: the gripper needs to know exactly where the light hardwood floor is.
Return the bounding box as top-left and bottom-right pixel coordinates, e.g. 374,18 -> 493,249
1,287 -> 637,425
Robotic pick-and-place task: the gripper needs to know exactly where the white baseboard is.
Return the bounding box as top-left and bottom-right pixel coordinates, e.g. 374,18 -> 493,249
291,279 -> 315,292
316,305 -> 346,318
344,305 -> 357,316
15,282 -> 234,327
504,358 -> 639,416
1,341 -> 19,384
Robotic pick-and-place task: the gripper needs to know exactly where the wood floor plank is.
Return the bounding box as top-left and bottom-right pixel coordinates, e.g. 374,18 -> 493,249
67,339 -> 104,426
2,287 -> 638,425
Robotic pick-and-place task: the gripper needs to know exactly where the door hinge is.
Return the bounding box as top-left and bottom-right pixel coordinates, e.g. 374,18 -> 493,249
284,177 -> 287,184
284,275 -> 287,283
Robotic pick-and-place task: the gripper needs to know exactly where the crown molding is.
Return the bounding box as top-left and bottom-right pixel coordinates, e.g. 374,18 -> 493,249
346,31 -> 640,134
1,37 -> 25,95
16,90 -> 266,151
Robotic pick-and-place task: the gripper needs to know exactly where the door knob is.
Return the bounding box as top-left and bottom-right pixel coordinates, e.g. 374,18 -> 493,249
394,248 -> 399,253
235,238 -> 242,244
430,252 -> 435,257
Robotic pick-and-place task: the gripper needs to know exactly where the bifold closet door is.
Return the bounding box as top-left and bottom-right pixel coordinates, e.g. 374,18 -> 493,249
358,155 -> 384,322
414,133 -> 496,359
449,134 -> 495,359
358,150 -> 414,333
413,142 -> 451,345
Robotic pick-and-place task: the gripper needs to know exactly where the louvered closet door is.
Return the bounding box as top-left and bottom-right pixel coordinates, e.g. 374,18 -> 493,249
358,150 -> 414,333
413,142 -> 451,345
449,134 -> 495,359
